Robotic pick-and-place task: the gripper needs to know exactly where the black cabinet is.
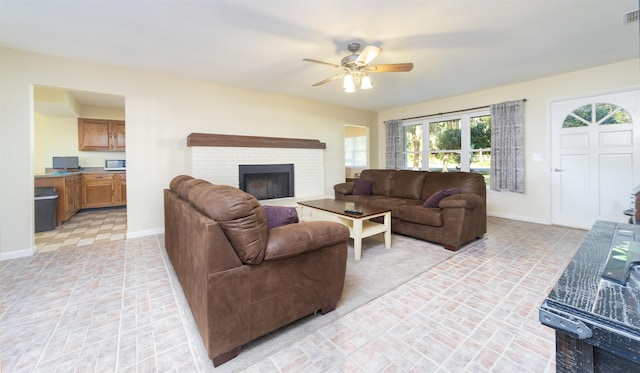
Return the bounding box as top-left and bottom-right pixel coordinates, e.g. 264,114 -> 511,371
540,220 -> 640,372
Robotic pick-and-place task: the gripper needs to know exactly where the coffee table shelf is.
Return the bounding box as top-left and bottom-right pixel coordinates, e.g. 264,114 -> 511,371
297,199 -> 391,261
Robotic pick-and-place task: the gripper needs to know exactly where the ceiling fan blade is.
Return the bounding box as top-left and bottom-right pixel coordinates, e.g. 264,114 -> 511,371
303,58 -> 340,68
355,45 -> 382,66
312,72 -> 346,86
366,63 -> 414,72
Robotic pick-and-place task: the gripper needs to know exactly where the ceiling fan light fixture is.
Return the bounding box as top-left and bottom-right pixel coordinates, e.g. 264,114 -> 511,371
305,43 -> 412,92
343,73 -> 355,92
360,74 -> 373,89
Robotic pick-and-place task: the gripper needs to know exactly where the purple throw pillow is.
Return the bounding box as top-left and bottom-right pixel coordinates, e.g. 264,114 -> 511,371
423,188 -> 460,208
263,205 -> 299,229
352,179 -> 373,195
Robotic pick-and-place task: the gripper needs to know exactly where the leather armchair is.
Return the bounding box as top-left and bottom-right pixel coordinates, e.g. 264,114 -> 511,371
164,175 -> 349,366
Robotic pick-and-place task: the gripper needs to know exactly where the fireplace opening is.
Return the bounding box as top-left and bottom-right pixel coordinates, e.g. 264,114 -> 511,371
239,164 -> 294,200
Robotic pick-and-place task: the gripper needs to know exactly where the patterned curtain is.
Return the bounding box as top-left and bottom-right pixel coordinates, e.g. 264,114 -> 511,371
384,119 -> 404,169
490,100 -> 525,192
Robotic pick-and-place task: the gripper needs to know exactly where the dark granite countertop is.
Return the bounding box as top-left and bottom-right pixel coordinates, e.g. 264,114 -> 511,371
540,220 -> 640,362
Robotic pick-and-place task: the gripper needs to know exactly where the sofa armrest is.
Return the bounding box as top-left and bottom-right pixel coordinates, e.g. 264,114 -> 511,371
264,221 -> 349,261
439,193 -> 484,209
334,182 -> 354,195
440,193 -> 487,251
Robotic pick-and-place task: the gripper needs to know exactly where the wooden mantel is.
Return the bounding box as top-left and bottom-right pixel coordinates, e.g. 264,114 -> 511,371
187,133 -> 326,149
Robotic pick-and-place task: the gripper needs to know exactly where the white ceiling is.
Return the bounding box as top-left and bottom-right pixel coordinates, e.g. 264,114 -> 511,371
1,1 -> 638,112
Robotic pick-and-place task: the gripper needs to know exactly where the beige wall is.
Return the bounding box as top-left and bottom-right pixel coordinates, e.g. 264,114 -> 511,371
2,46 -> 637,259
379,59 -> 640,224
0,48 -> 376,259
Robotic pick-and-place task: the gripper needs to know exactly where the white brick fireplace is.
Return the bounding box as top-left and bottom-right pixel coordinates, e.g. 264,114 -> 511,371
188,134 -> 326,199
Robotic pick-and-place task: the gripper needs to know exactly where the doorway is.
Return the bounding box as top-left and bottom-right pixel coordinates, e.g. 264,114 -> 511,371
33,86 -> 127,252
551,88 -> 640,229
344,124 -> 369,180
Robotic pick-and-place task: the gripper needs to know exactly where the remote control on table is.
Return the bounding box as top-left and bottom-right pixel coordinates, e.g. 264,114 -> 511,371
344,209 -> 363,215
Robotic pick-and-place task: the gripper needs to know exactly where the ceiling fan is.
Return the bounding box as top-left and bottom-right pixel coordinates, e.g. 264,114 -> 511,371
303,42 -> 413,92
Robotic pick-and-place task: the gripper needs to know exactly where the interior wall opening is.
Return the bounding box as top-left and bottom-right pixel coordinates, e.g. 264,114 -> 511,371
32,86 -> 127,253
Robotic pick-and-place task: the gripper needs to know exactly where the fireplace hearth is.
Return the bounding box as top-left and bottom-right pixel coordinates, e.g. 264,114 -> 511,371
239,164 -> 294,200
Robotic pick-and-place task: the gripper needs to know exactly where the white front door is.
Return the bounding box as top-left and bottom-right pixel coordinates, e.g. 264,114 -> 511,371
551,89 -> 640,229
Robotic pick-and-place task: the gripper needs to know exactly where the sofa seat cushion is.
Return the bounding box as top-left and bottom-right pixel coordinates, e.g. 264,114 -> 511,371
396,205 -> 443,227
366,197 -> 422,215
336,194 -> 371,205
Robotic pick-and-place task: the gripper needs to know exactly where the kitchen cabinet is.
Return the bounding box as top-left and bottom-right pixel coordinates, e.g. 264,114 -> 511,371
66,174 -> 82,217
82,172 -> 126,209
116,173 -> 126,206
35,174 -> 81,226
78,118 -> 126,151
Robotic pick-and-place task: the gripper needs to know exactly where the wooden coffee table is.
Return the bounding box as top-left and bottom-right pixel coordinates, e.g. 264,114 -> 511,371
297,198 -> 391,261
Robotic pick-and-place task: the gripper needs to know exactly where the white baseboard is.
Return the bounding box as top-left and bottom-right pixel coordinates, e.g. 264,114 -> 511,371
1,247 -> 34,261
127,227 -> 165,239
487,212 -> 549,225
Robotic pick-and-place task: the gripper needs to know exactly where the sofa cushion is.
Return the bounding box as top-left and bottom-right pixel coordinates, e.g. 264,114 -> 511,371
334,182 -> 354,195
352,179 -> 373,195
263,205 -> 299,229
188,184 -> 268,264
176,178 -> 211,200
396,205 -> 443,226
421,172 -> 486,201
359,169 -> 394,196
367,197 -> 422,215
334,194 -> 371,205
423,188 -> 460,208
390,170 -> 427,200
169,174 -> 194,191
264,221 -> 349,261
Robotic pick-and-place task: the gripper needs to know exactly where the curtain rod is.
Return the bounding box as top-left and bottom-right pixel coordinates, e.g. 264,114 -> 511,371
400,98 -> 527,122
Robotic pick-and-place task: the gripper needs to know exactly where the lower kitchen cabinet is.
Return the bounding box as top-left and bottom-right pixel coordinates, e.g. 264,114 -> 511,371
36,172 -> 126,227
116,173 -> 126,206
82,173 -> 115,208
82,172 -> 126,209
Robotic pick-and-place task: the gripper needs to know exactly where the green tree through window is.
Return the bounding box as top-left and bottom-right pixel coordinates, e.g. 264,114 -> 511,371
403,124 -> 422,170
402,111 -> 492,184
562,102 -> 632,128
430,119 -> 461,172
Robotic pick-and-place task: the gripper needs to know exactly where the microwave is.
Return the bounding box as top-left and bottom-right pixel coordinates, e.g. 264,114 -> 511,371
104,159 -> 126,171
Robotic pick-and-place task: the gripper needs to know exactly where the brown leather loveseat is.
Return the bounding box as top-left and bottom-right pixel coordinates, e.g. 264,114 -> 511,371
164,175 -> 349,366
334,169 -> 486,251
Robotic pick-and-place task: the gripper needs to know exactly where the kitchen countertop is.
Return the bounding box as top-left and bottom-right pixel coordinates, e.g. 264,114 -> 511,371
539,220 -> 640,371
35,167 -> 125,178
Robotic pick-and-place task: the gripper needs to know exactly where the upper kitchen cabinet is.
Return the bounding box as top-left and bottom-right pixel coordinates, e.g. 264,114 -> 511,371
78,118 -> 126,151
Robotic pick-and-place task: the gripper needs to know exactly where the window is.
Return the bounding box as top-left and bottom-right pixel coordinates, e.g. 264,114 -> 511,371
562,102 -> 632,128
403,111 -> 491,183
403,123 -> 423,170
345,135 -> 367,167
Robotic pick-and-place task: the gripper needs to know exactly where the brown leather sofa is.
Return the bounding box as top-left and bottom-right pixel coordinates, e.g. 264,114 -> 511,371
334,169 -> 486,251
164,175 -> 349,366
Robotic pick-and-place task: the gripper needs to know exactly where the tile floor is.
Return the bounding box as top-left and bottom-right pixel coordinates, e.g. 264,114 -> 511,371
34,207 -> 127,253
2,215 -> 588,372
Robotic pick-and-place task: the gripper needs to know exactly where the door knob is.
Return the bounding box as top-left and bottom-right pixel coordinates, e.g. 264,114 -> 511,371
553,168 -> 566,172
